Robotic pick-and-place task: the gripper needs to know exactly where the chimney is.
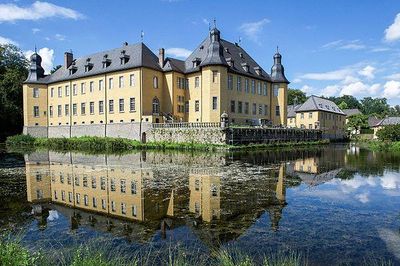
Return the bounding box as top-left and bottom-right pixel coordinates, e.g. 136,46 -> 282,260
64,51 -> 73,69
159,48 -> 165,67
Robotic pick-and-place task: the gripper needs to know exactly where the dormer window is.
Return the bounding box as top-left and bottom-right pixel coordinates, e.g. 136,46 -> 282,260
69,61 -> 77,75
226,58 -> 234,67
241,62 -> 249,72
199,45 -> 204,50
102,54 -> 111,68
224,47 -> 230,53
239,52 -> 244,58
192,58 -> 201,68
84,58 -> 93,72
120,50 -> 130,65
254,66 -> 262,76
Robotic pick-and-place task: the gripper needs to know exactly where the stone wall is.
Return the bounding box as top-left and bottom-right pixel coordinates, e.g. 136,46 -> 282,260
48,126 -> 70,138
147,128 -> 227,145
71,124 -> 105,138
23,126 -> 48,138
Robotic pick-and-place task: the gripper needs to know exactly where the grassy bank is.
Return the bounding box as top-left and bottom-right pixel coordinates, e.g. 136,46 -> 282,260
357,139 -> 400,153
6,134 -> 330,153
0,238 -> 394,266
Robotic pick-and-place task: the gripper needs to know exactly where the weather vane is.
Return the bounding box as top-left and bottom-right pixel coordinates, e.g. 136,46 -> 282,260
141,30 -> 144,42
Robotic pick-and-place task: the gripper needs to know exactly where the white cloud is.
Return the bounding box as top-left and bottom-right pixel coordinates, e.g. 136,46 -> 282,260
238,18 -> 270,43
384,13 -> 400,42
383,80 -> 400,98
202,18 -> 209,26
385,73 -> 400,80
300,85 -> 313,94
0,35 -> 17,45
32,28 -> 40,34
54,33 -> 66,41
358,65 -> 376,80
322,39 -> 365,50
380,172 -> 400,189
0,1 -> 84,22
300,68 -> 353,81
321,85 -> 340,97
24,47 -> 54,74
340,81 -> 380,97
355,192 -> 370,203
165,47 -> 191,58
292,78 -> 302,83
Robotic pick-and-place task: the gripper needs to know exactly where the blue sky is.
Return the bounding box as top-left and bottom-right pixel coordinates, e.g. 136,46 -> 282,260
2,0 -> 400,105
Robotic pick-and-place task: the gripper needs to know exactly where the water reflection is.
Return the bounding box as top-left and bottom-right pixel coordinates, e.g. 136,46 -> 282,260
22,145 -> 400,264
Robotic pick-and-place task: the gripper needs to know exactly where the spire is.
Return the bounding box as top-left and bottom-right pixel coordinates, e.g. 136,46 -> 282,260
25,49 -> 45,83
200,23 -> 227,67
271,47 -> 288,84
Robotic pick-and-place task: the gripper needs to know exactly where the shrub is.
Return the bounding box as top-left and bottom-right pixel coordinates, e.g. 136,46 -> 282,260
376,125 -> 400,142
0,239 -> 41,266
5,134 -> 35,147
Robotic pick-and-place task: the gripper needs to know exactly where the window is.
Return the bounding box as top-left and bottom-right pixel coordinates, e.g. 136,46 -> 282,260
111,201 -> 116,212
238,101 -> 243,114
101,199 -> 106,210
275,106 -> 280,116
121,179 -> 126,193
92,177 -> 96,189
309,112 -> 313,118
227,75 -> 233,90
76,193 -> 80,204
81,103 -> 86,115
130,74 -> 135,86
153,76 -> 158,88
58,87 -> 62,97
251,80 -> 256,94
49,106 -> 53,117
90,102 -> 94,115
73,104 -> 77,115
230,100 -> 235,113
33,88 -> 39,98
110,178 -> 116,192
68,192 -> 73,203
211,185 -> 218,197
264,105 -> 268,115
309,124 -> 313,129
273,84 -> 279,96
237,77 -> 242,91
212,71 -> 218,83
84,195 -> 89,206
152,98 -> 160,114
245,102 -> 249,114
109,100 -> 114,113
257,82 -> 262,95
99,101 -> 104,114
57,105 -> 62,117
99,80 -> 104,90
263,83 -> 268,96
258,104 -> 263,115
212,97 -> 217,110
93,197 -> 97,208
101,177 -> 106,190
50,88 -> 54,97
195,76 -> 200,88
65,85 -> 70,96
89,81 -> 94,92
33,106 -> 39,117
301,113 -> 304,119
119,99 -> 124,113
185,101 -> 189,113
121,203 -> 126,214
73,84 -> 77,95
131,181 -> 137,194
109,78 -> 113,89
195,100 -> 199,112
129,98 -> 136,112
252,103 -> 256,115
132,205 -> 137,217
119,76 -> 124,88
81,83 -> 86,94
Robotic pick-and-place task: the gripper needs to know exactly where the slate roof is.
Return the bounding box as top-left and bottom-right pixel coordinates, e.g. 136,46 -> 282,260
368,116 -> 381,127
343,109 -> 362,117
287,104 -> 302,118
296,95 -> 346,115
25,27 -> 289,85
375,117 -> 400,127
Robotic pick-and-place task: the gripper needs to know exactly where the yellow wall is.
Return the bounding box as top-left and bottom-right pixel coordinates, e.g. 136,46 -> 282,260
23,84 -> 48,126
293,110 -> 346,136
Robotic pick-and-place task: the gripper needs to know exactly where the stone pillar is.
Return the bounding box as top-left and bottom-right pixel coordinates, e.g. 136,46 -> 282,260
220,111 -> 229,129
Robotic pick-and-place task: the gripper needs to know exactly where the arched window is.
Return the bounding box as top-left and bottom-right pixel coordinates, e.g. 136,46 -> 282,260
152,97 -> 160,114
153,76 -> 158,89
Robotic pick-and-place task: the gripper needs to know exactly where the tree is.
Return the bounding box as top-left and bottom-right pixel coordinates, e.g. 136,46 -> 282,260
346,114 -> 368,134
0,44 -> 28,139
360,97 -> 390,117
338,101 -> 348,110
328,95 -> 361,109
50,65 -> 62,74
376,124 -> 400,141
288,88 -> 307,105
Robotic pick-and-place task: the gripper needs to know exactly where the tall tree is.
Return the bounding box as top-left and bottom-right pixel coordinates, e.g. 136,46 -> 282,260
288,88 -> 307,105
338,101 -> 348,110
360,97 -> 390,117
0,44 -> 28,139
328,95 -> 361,109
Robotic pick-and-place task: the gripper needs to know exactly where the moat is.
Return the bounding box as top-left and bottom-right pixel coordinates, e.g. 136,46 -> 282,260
0,144 -> 399,265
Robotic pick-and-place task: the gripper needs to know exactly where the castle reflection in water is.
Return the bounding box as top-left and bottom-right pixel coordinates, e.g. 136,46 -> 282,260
25,147 -> 349,244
